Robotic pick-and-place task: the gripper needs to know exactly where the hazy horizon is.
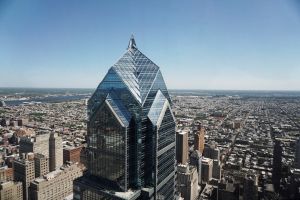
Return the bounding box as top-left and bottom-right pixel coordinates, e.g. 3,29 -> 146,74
0,86 -> 300,92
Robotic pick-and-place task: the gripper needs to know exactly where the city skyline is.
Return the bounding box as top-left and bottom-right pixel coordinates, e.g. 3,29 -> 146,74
1,2 -> 300,199
1,0 -> 300,90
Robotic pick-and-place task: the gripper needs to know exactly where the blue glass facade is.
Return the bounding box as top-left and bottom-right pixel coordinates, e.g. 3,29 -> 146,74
74,36 -> 176,200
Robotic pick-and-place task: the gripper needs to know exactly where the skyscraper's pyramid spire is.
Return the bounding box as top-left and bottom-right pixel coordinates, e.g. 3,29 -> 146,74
112,36 -> 164,104
128,34 -> 137,50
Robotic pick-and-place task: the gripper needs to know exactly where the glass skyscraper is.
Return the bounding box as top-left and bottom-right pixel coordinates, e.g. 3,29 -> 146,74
74,36 -> 176,200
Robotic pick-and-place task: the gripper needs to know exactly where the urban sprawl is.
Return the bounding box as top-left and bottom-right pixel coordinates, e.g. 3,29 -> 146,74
0,93 -> 300,200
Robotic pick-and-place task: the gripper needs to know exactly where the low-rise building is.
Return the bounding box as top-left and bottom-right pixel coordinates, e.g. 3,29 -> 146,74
63,146 -> 82,164
0,167 -> 13,182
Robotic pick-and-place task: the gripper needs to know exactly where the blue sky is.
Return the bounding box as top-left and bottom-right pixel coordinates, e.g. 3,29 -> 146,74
0,0 -> 300,90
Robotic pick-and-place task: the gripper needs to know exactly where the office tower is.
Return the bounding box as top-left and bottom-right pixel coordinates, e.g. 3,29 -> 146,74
19,133 -> 50,158
272,139 -> 282,192
34,153 -> 49,177
0,181 -> 23,200
49,132 -> 63,172
194,125 -> 205,154
176,131 -> 189,164
203,143 -> 220,161
74,36 -> 176,200
243,173 -> 258,200
212,160 -> 221,180
63,146 -> 82,164
201,157 -> 213,183
30,164 -> 82,200
13,154 -> 35,200
295,139 -> 300,168
217,182 -> 238,200
177,164 -> 199,200
190,150 -> 202,185
20,132 -> 63,172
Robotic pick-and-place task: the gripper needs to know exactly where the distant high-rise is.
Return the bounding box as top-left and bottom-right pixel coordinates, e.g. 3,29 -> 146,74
272,139 -> 282,192
203,143 -> 221,180
74,36 -> 176,200
0,181 -> 23,200
177,164 -> 199,200
190,150 -> 202,185
176,131 -> 189,164
201,157 -> 213,183
49,132 -> 63,172
212,160 -> 221,180
19,133 -> 50,158
13,155 -> 35,200
203,143 -> 220,161
194,125 -> 205,154
34,153 -> 49,177
19,132 -> 63,172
